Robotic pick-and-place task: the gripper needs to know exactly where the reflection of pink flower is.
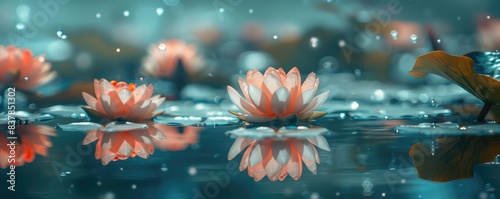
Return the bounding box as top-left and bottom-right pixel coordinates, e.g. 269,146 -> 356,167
152,126 -> 201,151
0,45 -> 57,91
83,123 -> 165,165
0,125 -> 56,168
228,136 -> 330,181
227,67 -> 330,123
82,79 -> 165,122
141,40 -> 202,78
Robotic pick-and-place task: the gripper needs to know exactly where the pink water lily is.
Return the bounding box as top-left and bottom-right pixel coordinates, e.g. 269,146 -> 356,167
228,135 -> 330,181
83,123 -> 165,165
227,67 -> 330,123
0,45 -> 57,91
0,125 -> 56,168
82,79 -> 165,122
141,40 -> 202,78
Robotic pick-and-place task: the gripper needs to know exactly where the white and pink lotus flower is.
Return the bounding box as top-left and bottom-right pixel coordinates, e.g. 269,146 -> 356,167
227,67 -> 330,123
227,126 -> 330,181
141,40 -> 203,79
81,79 -> 165,123
0,45 -> 57,92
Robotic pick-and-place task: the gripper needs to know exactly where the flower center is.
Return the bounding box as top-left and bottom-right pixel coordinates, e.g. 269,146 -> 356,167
110,80 -> 136,91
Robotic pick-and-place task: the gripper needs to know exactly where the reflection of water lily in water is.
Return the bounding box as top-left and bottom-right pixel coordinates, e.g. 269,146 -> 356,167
227,126 -> 330,181
141,40 -> 202,79
83,123 -> 166,165
227,67 -> 330,123
81,79 -> 165,123
0,45 -> 57,92
409,134 -> 500,182
0,125 -> 56,168
152,126 -> 201,151
410,51 -> 500,121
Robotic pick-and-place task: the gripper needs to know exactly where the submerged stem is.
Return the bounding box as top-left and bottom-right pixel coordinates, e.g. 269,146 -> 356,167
477,101 -> 493,122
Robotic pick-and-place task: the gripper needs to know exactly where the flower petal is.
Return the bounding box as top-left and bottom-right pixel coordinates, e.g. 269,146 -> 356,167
271,87 -> 291,115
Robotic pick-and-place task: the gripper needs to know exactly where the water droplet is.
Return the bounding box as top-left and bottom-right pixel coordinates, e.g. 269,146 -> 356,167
116,48 -> 121,53
390,30 -> 398,40
354,69 -> 361,77
350,101 -> 359,110
188,167 -> 197,176
437,39 -> 441,44
120,167 -> 124,171
273,35 -> 278,40
410,34 -> 418,44
161,163 -> 168,172
60,172 -> 67,177
382,192 -> 386,197
97,181 -> 102,186
16,22 -> 25,30
70,113 -> 77,118
61,35 -> 67,40
123,10 -> 130,17
249,9 -> 254,14
24,76 -> 28,81
310,37 -> 319,48
56,30 -> 63,37
219,8 -> 224,13
96,13 -> 101,18
156,7 -> 164,16
139,77 -> 144,81
65,171 -> 71,175
131,184 -> 137,189
372,89 -> 385,101
80,113 -> 86,118
158,43 -> 166,51
338,40 -> 346,47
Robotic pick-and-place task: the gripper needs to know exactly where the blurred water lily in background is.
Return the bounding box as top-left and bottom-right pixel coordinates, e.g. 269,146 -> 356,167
0,125 -> 56,168
141,40 -> 203,79
227,67 -> 330,123
81,79 -> 165,123
410,50 -> 500,121
227,126 -> 330,181
82,123 -> 166,165
0,45 -> 57,92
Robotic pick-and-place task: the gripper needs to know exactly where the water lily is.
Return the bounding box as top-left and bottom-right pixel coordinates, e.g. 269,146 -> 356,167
152,126 -> 201,151
0,125 -> 56,168
141,40 -> 202,79
227,67 -> 330,123
409,50 -> 500,121
82,123 -> 165,165
0,45 -> 57,92
81,79 -> 165,123
227,126 -> 330,181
